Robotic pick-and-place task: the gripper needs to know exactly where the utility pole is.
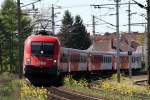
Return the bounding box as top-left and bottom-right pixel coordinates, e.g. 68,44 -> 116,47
115,0 -> 121,83
92,15 -> 96,51
51,4 -> 55,35
132,0 -> 149,85
147,0 -> 150,84
17,0 -> 22,78
128,1 -> 132,78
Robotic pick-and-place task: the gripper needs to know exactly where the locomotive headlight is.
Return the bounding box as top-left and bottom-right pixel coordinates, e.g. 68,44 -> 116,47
53,60 -> 57,65
26,58 -> 31,65
53,60 -> 57,63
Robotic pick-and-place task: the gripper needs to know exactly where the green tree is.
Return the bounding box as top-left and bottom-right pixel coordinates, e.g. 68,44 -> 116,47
0,0 -> 32,73
58,10 -> 74,47
58,11 -> 91,50
70,15 -> 91,49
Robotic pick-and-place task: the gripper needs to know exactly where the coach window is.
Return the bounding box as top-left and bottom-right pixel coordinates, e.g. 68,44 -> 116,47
135,57 -> 137,62
109,57 -> 111,63
137,57 -> 140,62
80,56 -> 82,62
104,57 -> 106,63
102,57 -> 104,63
136,57 -> 138,62
132,57 -> 135,63
110,57 -> 112,63
134,57 -> 136,63
95,55 -> 99,63
108,57 -> 110,63
103,56 -> 105,63
101,56 -> 103,63
82,56 -> 86,62
103,57 -> 105,63
80,55 -> 83,62
81,56 -> 83,62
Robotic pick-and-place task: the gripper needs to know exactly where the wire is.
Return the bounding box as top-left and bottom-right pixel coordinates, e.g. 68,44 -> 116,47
54,0 -> 60,5
60,5 -> 90,9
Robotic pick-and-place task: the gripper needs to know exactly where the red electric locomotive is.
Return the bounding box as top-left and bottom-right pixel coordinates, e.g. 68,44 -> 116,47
23,34 -> 60,83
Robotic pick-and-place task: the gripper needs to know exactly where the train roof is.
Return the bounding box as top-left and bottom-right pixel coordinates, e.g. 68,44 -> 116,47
88,50 -> 142,55
25,35 -> 59,42
61,47 -> 142,55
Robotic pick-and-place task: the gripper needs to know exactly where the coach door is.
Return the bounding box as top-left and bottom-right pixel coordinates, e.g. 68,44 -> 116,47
60,48 -> 68,72
79,52 -> 87,71
101,55 -> 112,70
131,55 -> 141,69
91,54 -> 101,70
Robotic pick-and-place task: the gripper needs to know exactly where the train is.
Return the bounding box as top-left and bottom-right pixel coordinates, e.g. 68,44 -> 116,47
23,35 -> 142,84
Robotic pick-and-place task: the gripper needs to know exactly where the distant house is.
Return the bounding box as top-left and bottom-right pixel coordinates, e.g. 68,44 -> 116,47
87,33 -> 116,51
88,32 -> 143,52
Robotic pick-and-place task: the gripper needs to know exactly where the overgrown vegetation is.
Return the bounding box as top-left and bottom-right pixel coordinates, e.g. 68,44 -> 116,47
64,74 -> 150,100
20,80 -> 48,100
0,72 -> 48,100
1,72 -> 150,100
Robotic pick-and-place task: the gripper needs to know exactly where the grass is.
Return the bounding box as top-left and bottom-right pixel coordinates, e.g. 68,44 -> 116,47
63,74 -> 150,100
0,72 -> 48,100
0,72 -> 20,100
0,72 -> 149,100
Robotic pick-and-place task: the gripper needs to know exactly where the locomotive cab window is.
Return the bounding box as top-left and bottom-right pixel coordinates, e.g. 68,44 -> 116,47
31,42 -> 54,57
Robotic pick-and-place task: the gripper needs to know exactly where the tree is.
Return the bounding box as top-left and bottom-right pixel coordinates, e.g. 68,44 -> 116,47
58,10 -> 74,47
70,15 -> 91,49
58,11 -> 91,50
0,0 -> 32,73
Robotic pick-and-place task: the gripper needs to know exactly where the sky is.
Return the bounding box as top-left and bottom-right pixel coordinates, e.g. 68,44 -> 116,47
0,0 -> 147,34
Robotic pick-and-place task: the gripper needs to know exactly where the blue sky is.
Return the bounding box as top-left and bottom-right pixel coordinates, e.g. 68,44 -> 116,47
0,0 -> 147,34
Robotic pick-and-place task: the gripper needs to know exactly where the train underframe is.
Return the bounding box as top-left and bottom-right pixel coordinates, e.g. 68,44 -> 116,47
24,65 -> 63,86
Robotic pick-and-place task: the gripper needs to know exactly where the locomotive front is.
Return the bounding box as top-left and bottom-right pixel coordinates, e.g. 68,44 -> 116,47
23,35 -> 60,82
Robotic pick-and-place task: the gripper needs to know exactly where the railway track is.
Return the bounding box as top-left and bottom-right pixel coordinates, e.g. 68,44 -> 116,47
47,86 -> 105,100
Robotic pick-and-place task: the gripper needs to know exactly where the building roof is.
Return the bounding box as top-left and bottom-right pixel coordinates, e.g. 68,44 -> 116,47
88,32 -> 142,52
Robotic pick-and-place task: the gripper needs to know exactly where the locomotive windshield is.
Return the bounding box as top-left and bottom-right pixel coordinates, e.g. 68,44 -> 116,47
31,42 -> 54,57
